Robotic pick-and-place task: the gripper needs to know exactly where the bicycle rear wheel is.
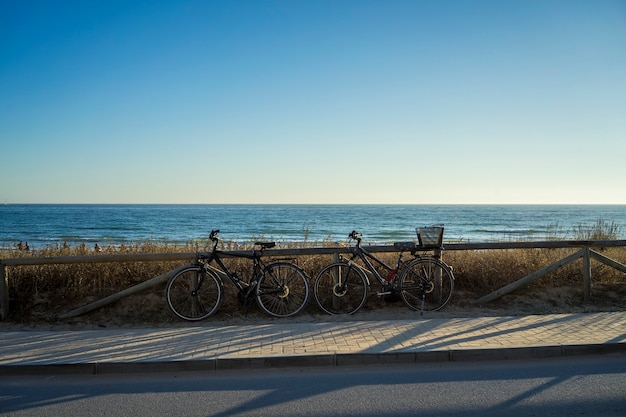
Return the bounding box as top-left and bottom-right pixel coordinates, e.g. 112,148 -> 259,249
313,262 -> 368,315
256,262 -> 310,318
166,266 -> 223,321
398,258 -> 454,312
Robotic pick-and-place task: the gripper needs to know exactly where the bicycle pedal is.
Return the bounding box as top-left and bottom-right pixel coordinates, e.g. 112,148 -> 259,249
377,291 -> 392,297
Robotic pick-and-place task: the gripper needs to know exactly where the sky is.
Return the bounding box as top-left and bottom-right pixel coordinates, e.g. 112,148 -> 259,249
1,0 -> 625,204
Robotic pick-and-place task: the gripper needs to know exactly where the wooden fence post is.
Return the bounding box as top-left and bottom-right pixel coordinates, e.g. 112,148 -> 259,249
583,246 -> 591,304
332,252 -> 340,311
0,264 -> 8,320
433,248 -> 443,303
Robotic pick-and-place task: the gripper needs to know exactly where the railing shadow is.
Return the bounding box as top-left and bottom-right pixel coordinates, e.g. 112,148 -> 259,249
2,354 -> 626,416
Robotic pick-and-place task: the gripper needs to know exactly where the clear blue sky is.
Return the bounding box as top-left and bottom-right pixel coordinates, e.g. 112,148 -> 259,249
1,0 -> 625,204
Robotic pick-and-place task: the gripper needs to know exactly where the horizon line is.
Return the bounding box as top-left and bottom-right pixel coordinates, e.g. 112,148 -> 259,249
3,202 -> 626,206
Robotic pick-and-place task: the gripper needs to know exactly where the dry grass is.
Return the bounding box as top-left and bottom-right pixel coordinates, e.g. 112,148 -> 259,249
2,237 -> 625,325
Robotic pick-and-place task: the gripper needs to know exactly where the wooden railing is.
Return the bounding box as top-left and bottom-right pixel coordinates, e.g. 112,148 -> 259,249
1,240 -> 625,320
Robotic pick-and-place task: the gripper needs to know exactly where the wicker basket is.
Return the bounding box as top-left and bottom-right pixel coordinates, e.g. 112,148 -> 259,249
416,226 -> 444,248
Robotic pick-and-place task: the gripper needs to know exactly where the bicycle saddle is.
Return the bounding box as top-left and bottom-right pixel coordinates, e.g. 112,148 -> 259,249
393,241 -> 417,251
255,242 -> 276,249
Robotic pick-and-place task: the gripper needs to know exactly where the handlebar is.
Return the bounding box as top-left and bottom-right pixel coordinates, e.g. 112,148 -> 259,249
209,229 -> 220,241
348,230 -> 362,245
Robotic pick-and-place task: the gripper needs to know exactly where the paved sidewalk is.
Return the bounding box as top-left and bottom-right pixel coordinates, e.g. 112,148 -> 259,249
1,312 -> 625,375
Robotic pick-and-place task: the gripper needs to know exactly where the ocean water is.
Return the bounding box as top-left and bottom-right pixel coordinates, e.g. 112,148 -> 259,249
1,204 -> 625,249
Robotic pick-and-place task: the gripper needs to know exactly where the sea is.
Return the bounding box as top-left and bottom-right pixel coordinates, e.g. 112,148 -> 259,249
1,204 -> 625,250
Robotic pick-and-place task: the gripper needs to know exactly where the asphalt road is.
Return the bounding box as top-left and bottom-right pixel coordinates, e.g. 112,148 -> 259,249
1,355 -> 625,417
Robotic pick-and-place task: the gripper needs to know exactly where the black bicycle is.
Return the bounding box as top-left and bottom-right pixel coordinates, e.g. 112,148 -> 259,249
313,230 -> 454,315
166,230 -> 310,321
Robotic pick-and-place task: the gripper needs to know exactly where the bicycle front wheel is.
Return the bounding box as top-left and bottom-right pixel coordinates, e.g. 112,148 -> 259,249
166,266 -> 223,321
256,262 -> 310,318
313,262 -> 368,315
398,258 -> 454,312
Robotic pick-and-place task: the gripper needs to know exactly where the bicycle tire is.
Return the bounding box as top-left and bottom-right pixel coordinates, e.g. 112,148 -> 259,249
313,261 -> 368,315
256,262 -> 310,318
398,257 -> 454,312
166,265 -> 223,321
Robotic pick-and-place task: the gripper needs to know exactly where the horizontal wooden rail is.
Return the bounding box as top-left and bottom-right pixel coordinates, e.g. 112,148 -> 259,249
1,239 -> 625,320
2,240 -> 625,267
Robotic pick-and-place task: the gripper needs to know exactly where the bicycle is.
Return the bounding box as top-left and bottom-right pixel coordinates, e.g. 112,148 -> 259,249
166,230 -> 310,321
313,230 -> 454,315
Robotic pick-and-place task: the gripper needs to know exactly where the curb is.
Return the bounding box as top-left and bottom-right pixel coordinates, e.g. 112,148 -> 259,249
2,343 -> 625,376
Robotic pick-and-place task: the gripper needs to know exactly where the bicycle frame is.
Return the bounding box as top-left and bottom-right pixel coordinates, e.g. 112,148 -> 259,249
340,233 -> 411,291
196,241 -> 268,292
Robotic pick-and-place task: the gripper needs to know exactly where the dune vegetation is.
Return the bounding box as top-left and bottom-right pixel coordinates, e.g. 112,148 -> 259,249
1,220 -> 624,325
